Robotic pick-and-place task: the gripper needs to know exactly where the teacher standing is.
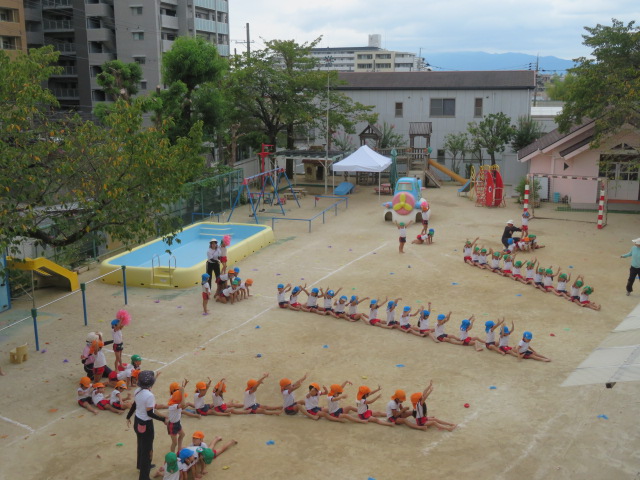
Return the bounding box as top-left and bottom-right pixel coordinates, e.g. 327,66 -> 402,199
126,370 -> 167,480
206,239 -> 221,287
501,220 -> 522,248
621,237 -> 640,296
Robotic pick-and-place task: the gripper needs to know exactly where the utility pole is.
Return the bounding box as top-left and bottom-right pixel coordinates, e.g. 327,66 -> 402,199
246,22 -> 250,57
533,54 -> 540,107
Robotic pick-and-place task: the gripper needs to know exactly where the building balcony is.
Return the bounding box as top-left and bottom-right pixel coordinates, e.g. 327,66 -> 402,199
88,52 -> 115,63
43,19 -> 74,32
161,14 -> 179,30
51,65 -> 77,76
26,31 -> 44,46
162,0 -> 178,4
45,39 -> 76,54
50,87 -> 78,99
162,39 -> 174,52
24,7 -> 41,22
85,3 -> 112,17
217,43 -> 229,57
194,18 -> 228,35
42,0 -> 72,10
87,28 -> 115,44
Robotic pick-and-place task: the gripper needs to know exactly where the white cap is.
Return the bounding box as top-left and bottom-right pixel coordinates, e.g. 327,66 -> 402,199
506,220 -> 514,224
633,238 -> 640,244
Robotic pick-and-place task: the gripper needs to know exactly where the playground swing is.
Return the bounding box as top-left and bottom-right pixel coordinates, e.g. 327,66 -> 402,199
227,168 -> 301,224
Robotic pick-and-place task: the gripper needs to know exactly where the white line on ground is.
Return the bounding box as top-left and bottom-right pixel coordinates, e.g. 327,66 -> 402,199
420,408 -> 480,455
0,415 -> 35,433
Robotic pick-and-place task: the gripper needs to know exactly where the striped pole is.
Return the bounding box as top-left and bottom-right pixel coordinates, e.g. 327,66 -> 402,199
597,182 -> 605,229
523,176 -> 530,214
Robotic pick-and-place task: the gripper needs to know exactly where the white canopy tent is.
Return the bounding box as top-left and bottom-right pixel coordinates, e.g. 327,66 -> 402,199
332,145 -> 392,198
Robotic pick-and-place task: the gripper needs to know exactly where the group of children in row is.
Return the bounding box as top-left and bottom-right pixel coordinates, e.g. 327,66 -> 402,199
463,238 -> 601,310
276,283 -> 551,360
201,267 -> 254,314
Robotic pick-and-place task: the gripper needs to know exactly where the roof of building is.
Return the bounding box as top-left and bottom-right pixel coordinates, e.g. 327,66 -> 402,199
517,119 -> 595,161
311,47 -> 383,53
336,71 -> 535,91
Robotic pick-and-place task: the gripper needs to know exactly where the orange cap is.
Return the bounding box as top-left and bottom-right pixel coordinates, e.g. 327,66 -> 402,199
329,384 -> 343,396
169,382 -> 180,393
195,381 -> 207,391
357,386 -> 371,400
410,392 -> 422,406
246,379 -> 258,391
131,369 -> 140,377
245,279 -> 253,286
93,383 -> 105,389
392,389 -> 406,402
79,376 -> 91,388
279,378 -> 292,388
192,431 -> 205,439
90,340 -> 104,354
214,381 -> 226,393
115,380 -> 128,390
309,382 -> 321,392
168,390 -> 186,405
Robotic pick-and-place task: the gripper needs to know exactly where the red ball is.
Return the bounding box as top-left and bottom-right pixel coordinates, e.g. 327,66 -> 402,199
464,403 -> 470,408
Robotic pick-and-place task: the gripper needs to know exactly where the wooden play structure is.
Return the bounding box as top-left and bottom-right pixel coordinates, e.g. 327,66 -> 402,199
10,344 -> 28,364
474,165 -> 505,207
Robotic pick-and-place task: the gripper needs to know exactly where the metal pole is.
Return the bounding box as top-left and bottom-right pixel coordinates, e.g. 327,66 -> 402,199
121,265 -> 128,305
81,283 -> 88,326
325,72 -> 330,194
31,308 -> 39,352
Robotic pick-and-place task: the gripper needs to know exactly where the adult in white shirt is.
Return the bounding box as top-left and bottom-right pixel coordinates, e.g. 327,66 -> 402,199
206,239 -> 221,286
126,370 -> 167,480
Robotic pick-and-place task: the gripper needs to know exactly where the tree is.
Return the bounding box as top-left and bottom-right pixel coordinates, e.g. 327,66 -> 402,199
444,132 -> 468,175
545,73 -> 577,101
0,47 -> 204,254
377,122 -> 405,149
556,19 -> 640,147
467,113 -> 515,165
94,60 -> 142,120
511,116 -> 545,152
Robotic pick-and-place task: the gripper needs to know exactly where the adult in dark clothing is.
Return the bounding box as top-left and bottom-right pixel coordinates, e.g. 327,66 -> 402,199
126,370 -> 167,480
206,239 -> 221,287
501,220 -> 522,248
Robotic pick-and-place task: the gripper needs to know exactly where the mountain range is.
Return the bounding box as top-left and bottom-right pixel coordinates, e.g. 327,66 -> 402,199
424,51 -> 575,73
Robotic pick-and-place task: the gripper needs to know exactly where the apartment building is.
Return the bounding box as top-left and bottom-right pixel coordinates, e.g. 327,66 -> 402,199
19,0 -> 229,114
0,0 -> 27,57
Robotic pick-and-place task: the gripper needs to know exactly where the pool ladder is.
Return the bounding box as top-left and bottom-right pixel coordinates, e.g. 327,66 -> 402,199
151,254 -> 176,287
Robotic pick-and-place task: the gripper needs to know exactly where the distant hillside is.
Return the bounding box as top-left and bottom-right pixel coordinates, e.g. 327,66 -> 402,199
425,51 -> 575,73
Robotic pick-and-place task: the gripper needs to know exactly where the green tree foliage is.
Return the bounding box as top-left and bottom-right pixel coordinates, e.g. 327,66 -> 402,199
377,122 -> 406,149
444,132 -> 468,174
0,47 -> 204,254
556,19 -> 640,147
511,116 -> 545,152
545,73 -> 577,101
467,113 -> 515,165
151,37 -> 226,142
94,60 -> 142,120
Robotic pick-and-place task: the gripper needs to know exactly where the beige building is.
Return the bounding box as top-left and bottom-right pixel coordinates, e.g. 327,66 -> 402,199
0,0 -> 26,57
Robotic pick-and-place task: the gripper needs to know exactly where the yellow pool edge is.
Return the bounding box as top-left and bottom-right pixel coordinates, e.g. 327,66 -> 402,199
99,222 -> 275,289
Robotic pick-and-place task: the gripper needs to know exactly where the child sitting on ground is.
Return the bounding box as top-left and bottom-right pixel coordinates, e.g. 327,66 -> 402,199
91,383 -> 123,414
244,374 -> 282,415
434,312 -> 463,345
457,316 -> 484,351
363,298 -> 393,329
554,272 -> 571,298
516,331 -> 551,362
77,376 -> 98,415
463,238 -> 480,264
347,295 -> 369,322
110,380 -> 131,411
575,285 -> 601,310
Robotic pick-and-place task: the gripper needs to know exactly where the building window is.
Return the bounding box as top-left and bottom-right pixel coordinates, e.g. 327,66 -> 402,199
131,6 -> 143,15
90,65 -> 101,77
357,54 -> 373,60
357,63 -> 373,69
377,63 -> 391,69
395,102 -> 403,118
0,36 -> 20,50
376,53 -> 391,59
474,98 -> 483,117
437,149 -> 446,164
139,81 -> 147,90
161,32 -> 176,41
92,90 -> 106,101
133,57 -> 146,65
430,98 -> 455,117
132,32 -> 144,41
0,8 -> 19,23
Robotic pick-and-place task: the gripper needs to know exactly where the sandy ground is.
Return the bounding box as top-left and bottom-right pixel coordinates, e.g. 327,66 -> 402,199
1,184 -> 640,480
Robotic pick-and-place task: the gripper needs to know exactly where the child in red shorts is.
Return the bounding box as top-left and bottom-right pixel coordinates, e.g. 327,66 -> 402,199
355,385 -> 393,426
77,376 -> 98,415
91,383 -> 123,414
410,381 -> 456,431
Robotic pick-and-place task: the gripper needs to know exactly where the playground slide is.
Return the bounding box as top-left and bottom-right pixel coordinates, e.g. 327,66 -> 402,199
334,182 -> 354,195
457,178 -> 472,194
7,257 -> 79,291
428,159 -> 467,185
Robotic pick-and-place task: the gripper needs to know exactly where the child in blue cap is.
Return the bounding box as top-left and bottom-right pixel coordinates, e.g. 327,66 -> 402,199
457,315 -> 484,351
411,303 -> 439,342
399,306 -> 423,336
434,312 -> 463,344
498,321 -> 517,356
300,286 -> 326,315
288,284 -> 303,311
201,273 -> 212,315
333,295 -> 350,319
385,298 -> 402,329
318,286 -> 342,316
346,295 -> 369,322
427,228 -> 435,244
484,317 -> 506,355
276,283 -> 292,309
153,451 -> 180,480
363,298 -> 394,328
516,331 -> 551,362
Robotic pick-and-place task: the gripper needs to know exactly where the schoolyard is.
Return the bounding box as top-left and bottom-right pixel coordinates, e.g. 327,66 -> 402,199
1,184 -> 639,480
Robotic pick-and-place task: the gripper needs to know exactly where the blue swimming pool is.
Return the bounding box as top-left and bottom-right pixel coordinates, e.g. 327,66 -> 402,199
100,222 -> 274,288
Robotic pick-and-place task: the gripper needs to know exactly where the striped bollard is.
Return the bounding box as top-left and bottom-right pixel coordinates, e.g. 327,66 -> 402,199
597,184 -> 605,229
523,179 -> 530,214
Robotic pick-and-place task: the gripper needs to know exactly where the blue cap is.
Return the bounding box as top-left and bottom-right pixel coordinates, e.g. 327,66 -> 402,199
340,295 -> 347,301
327,290 -> 335,296
503,326 -> 510,334
387,301 -> 395,309
523,331 -> 533,340
461,319 -> 471,330
437,314 -> 446,320
403,306 -> 411,312
485,321 -> 495,332
201,273 -> 210,281
423,310 -> 430,316
235,277 -> 241,284
179,448 -> 194,462
370,299 -> 377,305
350,295 -> 357,302
233,267 -> 240,273
111,319 -> 119,327
277,283 -> 284,289
428,228 -> 434,234
292,286 -> 300,293
311,287 -> 319,294
508,238 -> 514,244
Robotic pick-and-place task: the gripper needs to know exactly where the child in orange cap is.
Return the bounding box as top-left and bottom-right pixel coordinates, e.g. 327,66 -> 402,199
110,380 -> 132,411
280,373 -> 317,419
187,378 -> 214,415
386,390 -> 419,428
91,383 -> 123,414
355,385 -> 394,426
77,376 -> 98,415
212,378 -> 248,415
324,381 -> 368,423
410,381 -> 457,431
304,382 -> 346,422
166,379 -> 189,453
91,340 -> 108,383
238,278 -> 253,301
243,373 -> 281,415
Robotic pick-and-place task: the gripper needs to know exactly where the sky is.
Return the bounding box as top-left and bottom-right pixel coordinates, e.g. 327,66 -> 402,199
228,0 -> 639,61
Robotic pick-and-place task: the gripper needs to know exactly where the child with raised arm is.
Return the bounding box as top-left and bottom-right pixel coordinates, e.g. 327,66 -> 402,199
318,287 -> 342,315
188,379 -> 214,416
463,237 -> 480,264
347,295 -> 369,322
575,285 -> 601,311
488,249 -> 502,273
538,267 -> 560,292
385,298 -> 403,329
554,272 -> 571,298
484,318 -> 506,355
517,331 -> 551,362
434,312 -> 463,344
288,284 -> 303,311
356,385 -> 394,426
386,390 -> 425,430
394,220 -> 413,253
411,304 -> 439,342
166,379 -> 189,453
498,321 -> 518,357
324,382 -> 368,423
299,286 -> 325,315
420,202 -> 431,235
212,379 -> 247,415
477,248 -> 489,268
363,298 -> 393,329
280,374 -> 318,420
457,316 -> 484,351
333,295 -> 350,319
276,283 -> 292,309
511,259 -> 524,281
399,306 -> 424,336
570,276 -> 585,302
500,253 -> 514,277
244,373 -> 282,415
523,258 -> 537,285
304,383 -> 346,422
410,381 -> 457,431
